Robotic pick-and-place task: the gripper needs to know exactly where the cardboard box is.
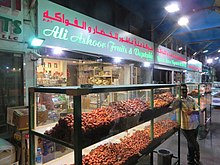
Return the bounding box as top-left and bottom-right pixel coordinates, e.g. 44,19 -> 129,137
7,106 -> 28,127
13,108 -> 48,130
7,106 -> 48,130
13,109 -> 29,130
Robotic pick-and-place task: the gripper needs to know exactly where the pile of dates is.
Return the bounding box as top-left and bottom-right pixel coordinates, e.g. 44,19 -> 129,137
152,92 -> 174,108
110,98 -> 149,117
44,93 -> 175,144
82,119 -> 178,165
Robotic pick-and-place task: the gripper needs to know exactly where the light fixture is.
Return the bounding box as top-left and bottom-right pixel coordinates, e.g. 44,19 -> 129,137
97,58 -> 103,62
207,58 -> 213,64
30,37 -> 45,47
193,52 -> 197,56
53,47 -> 63,55
203,50 -> 208,53
218,49 -> 220,53
165,2 -> 180,13
143,62 -> 151,67
178,16 -> 189,26
113,57 -> 122,63
178,47 -> 183,50
183,70 -> 187,73
215,57 -> 219,60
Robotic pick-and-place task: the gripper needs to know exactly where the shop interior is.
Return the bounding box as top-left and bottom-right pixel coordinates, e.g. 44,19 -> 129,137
36,48 -> 153,87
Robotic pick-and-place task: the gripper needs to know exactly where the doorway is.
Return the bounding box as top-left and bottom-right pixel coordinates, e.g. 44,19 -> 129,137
0,52 -> 24,135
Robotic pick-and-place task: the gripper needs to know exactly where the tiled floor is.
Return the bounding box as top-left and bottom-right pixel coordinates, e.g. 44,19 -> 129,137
137,107 -> 219,165
158,108 -> 219,165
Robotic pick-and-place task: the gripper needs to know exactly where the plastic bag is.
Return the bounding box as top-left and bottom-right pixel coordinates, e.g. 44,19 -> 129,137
0,138 -> 16,165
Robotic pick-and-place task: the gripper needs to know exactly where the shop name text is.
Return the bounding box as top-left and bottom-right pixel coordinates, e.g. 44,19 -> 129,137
43,26 -> 154,61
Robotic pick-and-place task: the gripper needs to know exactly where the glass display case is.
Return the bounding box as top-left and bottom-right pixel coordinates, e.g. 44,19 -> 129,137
29,84 -> 180,165
212,82 -> 220,106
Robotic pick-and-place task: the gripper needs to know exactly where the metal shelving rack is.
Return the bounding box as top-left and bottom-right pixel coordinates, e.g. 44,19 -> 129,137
29,84 -> 181,165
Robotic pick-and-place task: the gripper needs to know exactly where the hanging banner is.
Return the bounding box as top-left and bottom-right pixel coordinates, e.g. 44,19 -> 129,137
155,45 -> 187,69
0,0 -> 23,42
37,0 -> 154,63
187,59 -> 202,72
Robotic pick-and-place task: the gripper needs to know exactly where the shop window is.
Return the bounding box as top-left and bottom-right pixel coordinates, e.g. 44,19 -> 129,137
54,63 -> 58,68
48,63 -> 51,68
0,52 -> 24,135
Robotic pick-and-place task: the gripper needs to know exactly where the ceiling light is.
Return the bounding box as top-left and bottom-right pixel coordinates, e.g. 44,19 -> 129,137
143,62 -> 151,67
215,57 -> 219,60
53,47 -> 63,55
165,3 -> 180,13
193,52 -> 197,56
113,57 -> 122,63
203,50 -> 208,53
178,16 -> 189,26
218,50 -> 220,53
30,37 -> 45,47
207,58 -> 213,64
178,47 -> 183,50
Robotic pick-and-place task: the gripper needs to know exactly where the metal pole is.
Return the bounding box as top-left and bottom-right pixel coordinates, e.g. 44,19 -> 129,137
150,88 -> 154,165
29,90 -> 35,165
178,85 -> 181,165
198,84 -> 201,108
74,96 -> 82,165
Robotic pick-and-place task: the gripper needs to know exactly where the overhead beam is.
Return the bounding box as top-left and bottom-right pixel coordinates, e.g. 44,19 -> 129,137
174,26 -> 220,36
157,24 -> 179,45
188,38 -> 220,44
192,42 -> 213,57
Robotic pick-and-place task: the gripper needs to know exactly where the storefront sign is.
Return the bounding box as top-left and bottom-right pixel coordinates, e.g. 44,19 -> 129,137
0,0 -> 23,41
38,0 -> 154,63
187,59 -> 202,72
185,71 -> 201,83
155,45 -> 187,69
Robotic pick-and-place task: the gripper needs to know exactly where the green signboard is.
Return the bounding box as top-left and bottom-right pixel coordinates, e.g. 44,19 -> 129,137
0,0 -> 23,41
155,45 -> 187,69
37,0 -> 154,63
187,59 -> 202,72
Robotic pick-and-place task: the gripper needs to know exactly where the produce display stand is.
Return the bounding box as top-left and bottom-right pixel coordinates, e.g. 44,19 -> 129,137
29,84 -> 181,165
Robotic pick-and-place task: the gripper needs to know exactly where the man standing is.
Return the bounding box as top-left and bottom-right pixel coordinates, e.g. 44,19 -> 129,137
172,84 -> 200,165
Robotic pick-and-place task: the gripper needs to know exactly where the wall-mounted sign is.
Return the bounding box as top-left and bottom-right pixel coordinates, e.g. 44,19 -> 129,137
0,0 -> 23,41
155,45 -> 187,69
38,0 -> 154,63
187,59 -> 202,72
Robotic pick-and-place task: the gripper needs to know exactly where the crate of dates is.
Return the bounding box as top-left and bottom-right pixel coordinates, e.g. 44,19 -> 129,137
44,106 -> 117,147
109,99 -> 149,132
